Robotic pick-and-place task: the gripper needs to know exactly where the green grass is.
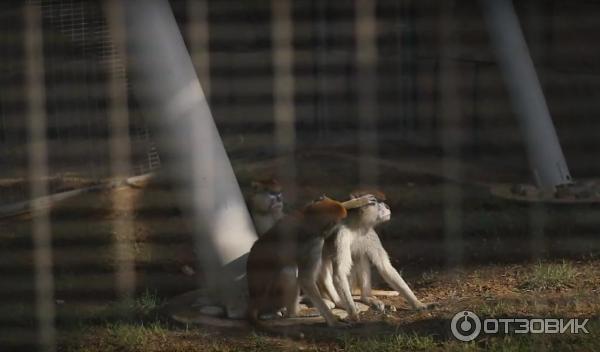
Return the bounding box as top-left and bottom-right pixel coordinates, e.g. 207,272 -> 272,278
340,332 -> 437,352
106,321 -> 168,348
477,300 -> 513,317
442,314 -> 600,352
102,289 -> 163,321
520,261 -> 578,291
64,321 -> 170,352
134,289 -> 163,315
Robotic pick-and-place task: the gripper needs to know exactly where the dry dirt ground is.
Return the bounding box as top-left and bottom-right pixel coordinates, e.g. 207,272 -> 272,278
1,151 -> 599,351
57,261 -> 600,352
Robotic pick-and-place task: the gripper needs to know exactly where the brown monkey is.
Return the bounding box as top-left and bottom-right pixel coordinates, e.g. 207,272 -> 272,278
246,197 -> 348,327
249,178 -> 284,236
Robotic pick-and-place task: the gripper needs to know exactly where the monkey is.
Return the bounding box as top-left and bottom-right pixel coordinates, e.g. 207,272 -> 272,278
249,178 -> 284,236
179,178 -> 285,320
246,196 -> 351,327
319,190 -> 433,321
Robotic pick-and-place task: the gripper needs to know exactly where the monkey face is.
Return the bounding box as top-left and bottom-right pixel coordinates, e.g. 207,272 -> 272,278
349,190 -> 391,227
251,191 -> 283,213
251,179 -> 284,214
359,200 -> 391,226
376,201 -> 391,222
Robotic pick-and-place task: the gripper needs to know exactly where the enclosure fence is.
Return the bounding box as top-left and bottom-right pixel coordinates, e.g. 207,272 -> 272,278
1,1 -> 600,350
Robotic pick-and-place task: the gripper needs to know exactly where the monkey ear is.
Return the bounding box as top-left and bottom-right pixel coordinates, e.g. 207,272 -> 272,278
251,181 -> 261,191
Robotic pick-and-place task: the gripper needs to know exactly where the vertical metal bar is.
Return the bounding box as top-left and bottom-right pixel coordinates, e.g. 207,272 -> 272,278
356,0 -> 378,187
530,203 -> 546,259
187,0 -> 211,100
120,0 -> 257,318
399,0 -> 417,134
316,0 -> 329,139
481,0 -> 571,190
272,0 -> 297,203
470,63 -> 480,157
525,0 -> 548,260
105,0 -> 135,301
439,1 -> 464,268
24,3 -> 56,351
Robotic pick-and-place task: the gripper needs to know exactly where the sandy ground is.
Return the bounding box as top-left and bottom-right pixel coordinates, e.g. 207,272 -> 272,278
1,150 -> 599,350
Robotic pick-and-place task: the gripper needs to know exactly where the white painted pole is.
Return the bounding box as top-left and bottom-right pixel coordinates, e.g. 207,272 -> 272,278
481,0 -> 572,190
119,0 -> 257,318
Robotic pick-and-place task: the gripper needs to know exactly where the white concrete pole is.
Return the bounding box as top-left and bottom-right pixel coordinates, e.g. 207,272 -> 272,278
119,0 -> 257,318
481,0 -> 572,190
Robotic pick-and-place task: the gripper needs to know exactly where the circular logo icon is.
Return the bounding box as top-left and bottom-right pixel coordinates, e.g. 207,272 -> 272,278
451,311 -> 481,341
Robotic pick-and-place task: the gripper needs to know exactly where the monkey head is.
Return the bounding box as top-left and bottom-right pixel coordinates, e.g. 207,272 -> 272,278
349,190 -> 391,227
303,197 -> 348,232
250,178 -> 284,214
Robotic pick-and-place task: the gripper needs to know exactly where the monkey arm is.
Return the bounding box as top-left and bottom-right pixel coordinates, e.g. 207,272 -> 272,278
364,230 -> 426,309
331,229 -> 360,319
319,257 -> 342,305
297,240 -> 343,327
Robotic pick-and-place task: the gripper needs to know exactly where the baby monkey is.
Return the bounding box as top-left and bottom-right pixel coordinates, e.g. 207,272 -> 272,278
320,191 -> 434,320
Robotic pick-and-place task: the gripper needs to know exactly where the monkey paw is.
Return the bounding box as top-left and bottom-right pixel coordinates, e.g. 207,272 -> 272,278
412,301 -> 438,311
424,302 -> 439,310
347,311 -> 361,322
323,298 -> 336,310
361,297 -> 385,312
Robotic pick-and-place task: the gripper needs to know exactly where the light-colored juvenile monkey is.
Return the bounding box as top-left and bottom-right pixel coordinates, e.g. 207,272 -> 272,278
319,191 -> 432,321
249,179 -> 284,236
246,197 -> 351,327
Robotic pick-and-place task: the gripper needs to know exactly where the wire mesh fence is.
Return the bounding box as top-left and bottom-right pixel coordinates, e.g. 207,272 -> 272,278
1,0 -> 600,351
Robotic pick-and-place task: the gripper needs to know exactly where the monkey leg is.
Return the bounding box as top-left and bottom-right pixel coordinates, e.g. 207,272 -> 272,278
319,259 -> 343,309
280,266 -> 300,318
298,260 -> 345,327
